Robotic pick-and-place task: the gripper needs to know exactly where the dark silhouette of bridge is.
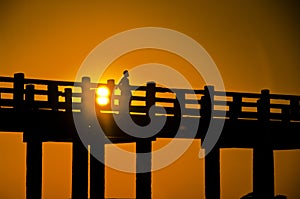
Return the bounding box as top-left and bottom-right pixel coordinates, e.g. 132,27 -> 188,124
0,73 -> 299,199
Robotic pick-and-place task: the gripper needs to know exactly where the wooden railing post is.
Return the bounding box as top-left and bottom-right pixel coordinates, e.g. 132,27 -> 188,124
145,82 -> 156,117
48,83 -> 59,111
290,97 -> 299,120
253,89 -> 274,199
81,76 -> 93,114
106,79 -> 115,109
229,95 -> 242,120
0,89 -> 2,108
136,82 -> 155,199
25,85 -> 35,111
201,85 -> 220,199
65,88 -> 72,113
174,91 -> 184,118
13,73 -> 25,112
25,84 -> 43,199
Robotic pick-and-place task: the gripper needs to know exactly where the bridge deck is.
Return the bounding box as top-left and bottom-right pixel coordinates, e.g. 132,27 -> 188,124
1,109 -> 299,149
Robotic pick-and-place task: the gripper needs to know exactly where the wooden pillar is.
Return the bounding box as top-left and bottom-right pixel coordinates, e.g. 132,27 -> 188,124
253,89 -> 274,199
205,147 -> 220,199
72,141 -> 88,199
25,84 -> 43,199
90,145 -> 105,199
72,76 -> 92,199
136,140 -> 152,199
26,141 -> 43,199
201,86 -> 220,199
136,82 -> 155,199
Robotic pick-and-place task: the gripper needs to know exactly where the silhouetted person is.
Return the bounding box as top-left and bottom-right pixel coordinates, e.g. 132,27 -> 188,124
117,70 -> 131,112
118,70 -> 131,96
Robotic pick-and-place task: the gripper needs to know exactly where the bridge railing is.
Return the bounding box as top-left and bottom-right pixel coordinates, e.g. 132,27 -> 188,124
106,82 -> 300,122
0,73 -> 299,122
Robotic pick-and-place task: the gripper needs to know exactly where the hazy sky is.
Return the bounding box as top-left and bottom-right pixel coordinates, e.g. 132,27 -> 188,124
0,1 -> 300,199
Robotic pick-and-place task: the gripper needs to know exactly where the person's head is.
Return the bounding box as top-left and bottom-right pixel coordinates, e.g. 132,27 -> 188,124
123,70 -> 129,77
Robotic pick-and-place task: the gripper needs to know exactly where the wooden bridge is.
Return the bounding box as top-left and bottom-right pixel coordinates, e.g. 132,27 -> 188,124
0,73 -> 299,199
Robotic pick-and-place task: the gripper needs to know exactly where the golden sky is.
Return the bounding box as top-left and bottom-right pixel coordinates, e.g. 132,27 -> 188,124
0,1 -> 300,199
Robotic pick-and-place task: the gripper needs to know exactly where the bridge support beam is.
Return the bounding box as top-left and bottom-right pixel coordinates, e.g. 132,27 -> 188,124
26,140 -> 42,199
72,141 -> 88,199
90,144 -> 105,199
205,147 -> 220,199
253,89 -> 274,199
136,140 -> 152,199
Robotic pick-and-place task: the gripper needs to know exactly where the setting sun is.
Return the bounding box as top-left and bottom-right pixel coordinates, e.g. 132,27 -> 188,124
1,1 -> 300,199
96,86 -> 110,106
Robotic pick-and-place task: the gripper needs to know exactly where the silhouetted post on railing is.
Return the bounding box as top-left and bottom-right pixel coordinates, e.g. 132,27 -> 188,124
174,91 -> 184,118
201,86 -> 220,199
290,97 -> 299,119
107,79 -> 115,99
136,82 -> 155,199
48,83 -> 59,111
229,95 -> 242,120
254,89 -> 274,199
65,88 -> 72,113
25,84 -> 43,199
25,85 -> 35,111
13,73 -> 25,112
72,77 -> 90,199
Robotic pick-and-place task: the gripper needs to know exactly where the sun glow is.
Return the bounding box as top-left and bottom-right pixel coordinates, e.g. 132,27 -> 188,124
96,86 -> 110,106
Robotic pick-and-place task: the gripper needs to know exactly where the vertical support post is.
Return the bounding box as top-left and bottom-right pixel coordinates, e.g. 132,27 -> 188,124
290,97 -> 299,120
253,89 -> 274,199
90,145 -> 105,199
0,95 -> 1,109
72,141 -> 89,199
81,77 -> 92,115
72,77 -> 91,199
174,91 -> 184,118
65,88 -> 72,113
136,82 -> 155,199
25,85 -> 35,111
282,107 -> 290,125
205,147 -> 220,199
136,140 -> 152,199
13,73 -> 25,112
201,86 -> 214,123
229,95 -> 242,120
107,79 -> 115,109
26,141 -> 43,199
25,84 -> 43,199
201,86 -> 220,199
48,83 -> 59,111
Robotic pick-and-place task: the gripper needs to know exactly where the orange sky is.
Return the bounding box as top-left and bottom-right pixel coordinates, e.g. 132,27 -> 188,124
0,1 -> 300,199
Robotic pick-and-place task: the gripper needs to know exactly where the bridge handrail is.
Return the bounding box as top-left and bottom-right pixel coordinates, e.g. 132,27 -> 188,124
0,73 -> 299,122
